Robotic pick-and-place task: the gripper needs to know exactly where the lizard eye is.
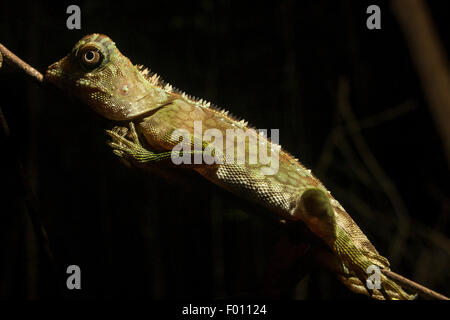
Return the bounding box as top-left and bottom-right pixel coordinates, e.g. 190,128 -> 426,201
79,45 -> 104,69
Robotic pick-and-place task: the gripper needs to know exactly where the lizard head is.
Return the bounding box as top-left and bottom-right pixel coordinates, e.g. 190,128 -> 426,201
45,34 -> 168,121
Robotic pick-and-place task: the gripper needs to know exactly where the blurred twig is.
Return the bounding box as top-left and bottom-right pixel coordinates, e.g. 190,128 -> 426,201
391,0 -> 450,166
315,77 -> 449,299
359,100 -> 417,130
338,78 -> 411,264
332,185 -> 450,257
317,100 -> 416,174
333,128 -> 374,187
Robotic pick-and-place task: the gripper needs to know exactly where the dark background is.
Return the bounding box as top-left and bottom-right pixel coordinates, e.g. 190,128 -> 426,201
0,0 -> 449,299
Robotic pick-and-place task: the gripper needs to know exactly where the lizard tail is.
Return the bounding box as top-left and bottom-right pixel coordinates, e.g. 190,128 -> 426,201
332,228 -> 416,300
298,188 -> 415,300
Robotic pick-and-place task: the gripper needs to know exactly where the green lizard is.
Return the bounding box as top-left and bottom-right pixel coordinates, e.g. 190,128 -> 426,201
44,34 -> 414,300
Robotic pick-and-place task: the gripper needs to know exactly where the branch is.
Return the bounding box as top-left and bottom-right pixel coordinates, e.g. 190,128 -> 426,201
1,42 -> 448,300
0,42 -> 43,84
382,269 -> 449,300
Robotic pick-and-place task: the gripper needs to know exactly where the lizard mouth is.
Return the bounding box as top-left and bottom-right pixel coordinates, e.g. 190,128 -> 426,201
45,61 -> 70,90
45,62 -> 59,81
44,57 -> 82,95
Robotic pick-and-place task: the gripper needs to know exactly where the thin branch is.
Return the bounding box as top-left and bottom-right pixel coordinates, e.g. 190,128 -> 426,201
1,42 -> 448,300
382,269 -> 449,300
359,100 -> 418,130
0,42 -> 43,84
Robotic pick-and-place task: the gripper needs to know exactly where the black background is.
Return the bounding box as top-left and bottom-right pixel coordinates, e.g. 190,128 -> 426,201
0,0 -> 449,299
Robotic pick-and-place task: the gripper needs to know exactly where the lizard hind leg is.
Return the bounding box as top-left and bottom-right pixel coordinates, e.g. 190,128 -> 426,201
298,188 -> 338,244
299,190 -> 375,282
298,188 -> 414,299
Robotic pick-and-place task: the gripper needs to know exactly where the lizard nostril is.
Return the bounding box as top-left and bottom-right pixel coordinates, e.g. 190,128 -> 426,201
121,84 -> 129,95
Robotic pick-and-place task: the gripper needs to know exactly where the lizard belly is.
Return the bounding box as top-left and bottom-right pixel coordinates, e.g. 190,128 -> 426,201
194,162 -> 305,220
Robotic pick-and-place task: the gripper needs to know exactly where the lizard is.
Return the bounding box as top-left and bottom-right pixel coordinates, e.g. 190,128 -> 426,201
44,33 -> 415,300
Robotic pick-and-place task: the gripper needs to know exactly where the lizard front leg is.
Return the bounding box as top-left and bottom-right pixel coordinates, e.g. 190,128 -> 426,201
106,122 -> 210,165
106,122 -> 175,163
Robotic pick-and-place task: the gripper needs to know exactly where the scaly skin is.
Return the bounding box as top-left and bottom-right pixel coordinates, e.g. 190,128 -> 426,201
45,34 -> 414,299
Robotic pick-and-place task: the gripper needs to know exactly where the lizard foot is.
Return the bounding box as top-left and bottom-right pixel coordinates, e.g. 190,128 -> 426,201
106,122 -> 156,163
107,125 -> 129,158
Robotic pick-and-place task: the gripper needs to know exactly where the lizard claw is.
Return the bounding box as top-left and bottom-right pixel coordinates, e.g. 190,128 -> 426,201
106,130 -> 137,149
112,149 -> 125,157
106,123 -> 155,163
128,122 -> 141,145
